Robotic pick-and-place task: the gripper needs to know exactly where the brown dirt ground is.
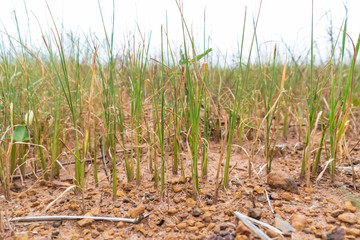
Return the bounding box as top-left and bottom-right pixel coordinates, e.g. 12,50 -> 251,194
1,127 -> 360,240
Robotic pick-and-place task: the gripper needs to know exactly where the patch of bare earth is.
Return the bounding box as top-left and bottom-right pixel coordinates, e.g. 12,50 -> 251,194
1,132 -> 360,240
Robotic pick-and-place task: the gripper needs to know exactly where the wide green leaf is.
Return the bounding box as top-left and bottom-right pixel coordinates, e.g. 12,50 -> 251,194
4,126 -> 31,142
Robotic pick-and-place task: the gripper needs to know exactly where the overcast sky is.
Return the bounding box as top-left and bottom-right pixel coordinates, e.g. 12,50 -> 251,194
0,0 -> 359,65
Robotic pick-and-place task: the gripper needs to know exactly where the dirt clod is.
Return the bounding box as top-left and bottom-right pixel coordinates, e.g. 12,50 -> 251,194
78,212 -> 94,227
127,204 -> 145,218
267,171 -> 299,194
235,221 -> 251,236
13,232 -> 30,240
71,233 -> 81,240
265,228 -> 280,238
343,201 -> 357,213
290,213 -> 307,231
177,222 -> 187,230
186,198 -> 197,208
207,230 -> 235,240
168,208 -> 178,215
327,226 -> 345,240
281,192 -> 294,201
135,225 -> 147,235
248,207 -> 262,220
185,226 -> 198,233
331,209 -> 344,218
193,208 -> 204,217
338,212 -> 358,224
69,201 -> 79,211
91,230 -> 100,238
14,209 -> 24,217
53,220 -> 62,228
345,227 -> 360,237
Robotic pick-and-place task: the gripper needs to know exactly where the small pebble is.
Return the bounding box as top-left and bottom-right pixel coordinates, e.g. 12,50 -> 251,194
52,220 -> 62,228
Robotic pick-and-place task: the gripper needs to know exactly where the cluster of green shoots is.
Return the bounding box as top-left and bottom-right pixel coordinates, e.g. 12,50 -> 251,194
0,0 -> 359,201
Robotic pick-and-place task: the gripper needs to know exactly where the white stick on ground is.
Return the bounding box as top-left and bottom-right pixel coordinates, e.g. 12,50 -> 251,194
10,213 -> 151,224
44,185 -> 76,213
264,189 -> 274,214
234,211 -> 272,240
234,211 -> 283,235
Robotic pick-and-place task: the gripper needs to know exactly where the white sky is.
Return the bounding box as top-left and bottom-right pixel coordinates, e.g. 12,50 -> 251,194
0,0 -> 359,65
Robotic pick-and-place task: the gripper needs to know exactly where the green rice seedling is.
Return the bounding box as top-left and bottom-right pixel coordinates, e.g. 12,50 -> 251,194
160,27 -> 166,194
43,2 -> 83,189
148,26 -> 178,191
0,103 -> 33,199
0,24 -> 44,180
301,0 -> 320,180
33,115 -> 48,180
329,34 -> 360,178
301,2 -> 359,181
172,81 -> 181,176
97,0 -> 119,197
163,14 -> 180,176
131,34 -> 151,186
260,45 -> 279,172
162,26 -> 183,177
87,48 -> 98,187
201,91 -> 210,179
177,0 -> 211,194
148,27 -> 165,192
311,15 -> 346,179
12,22 -> 55,180
213,66 -> 225,144
169,53 -> 181,176
299,2 -> 340,182
4,25 -> 45,182
224,1 -> 261,187
328,28 -> 345,179
312,114 -> 328,174
117,89 -> 131,182
122,28 -> 151,186
201,9 -> 211,179
181,50 -> 208,194
160,26 -> 184,179
14,15 -> 41,179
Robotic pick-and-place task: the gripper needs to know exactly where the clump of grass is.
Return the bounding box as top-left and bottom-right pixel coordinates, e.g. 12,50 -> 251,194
177,0 -> 211,194
302,2 -> 360,185
97,0 -> 118,198
42,3 -> 83,189
223,0 -> 262,187
300,0 -> 324,186
261,44 -> 280,173
328,33 -> 360,179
